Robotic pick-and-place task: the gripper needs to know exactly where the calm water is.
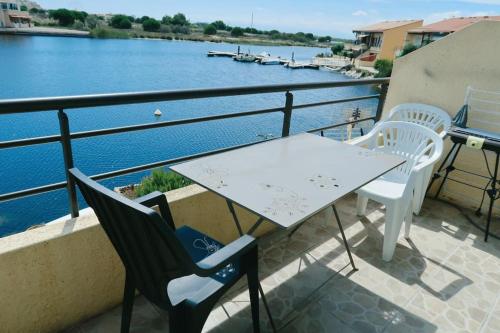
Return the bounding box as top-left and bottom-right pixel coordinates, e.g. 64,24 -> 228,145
0,36 -> 377,236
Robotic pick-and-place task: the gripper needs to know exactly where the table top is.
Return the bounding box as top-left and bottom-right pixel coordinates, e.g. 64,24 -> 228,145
171,133 -> 405,229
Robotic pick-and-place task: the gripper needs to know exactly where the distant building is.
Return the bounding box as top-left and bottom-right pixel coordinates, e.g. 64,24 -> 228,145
0,0 -> 31,28
350,20 -> 423,67
406,16 -> 500,47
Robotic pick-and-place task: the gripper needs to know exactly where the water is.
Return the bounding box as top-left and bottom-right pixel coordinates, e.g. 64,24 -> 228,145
0,36 -> 378,236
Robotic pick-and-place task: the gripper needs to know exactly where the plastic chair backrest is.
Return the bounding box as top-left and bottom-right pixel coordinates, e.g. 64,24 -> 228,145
369,121 -> 442,180
388,103 -> 451,138
70,168 -> 194,308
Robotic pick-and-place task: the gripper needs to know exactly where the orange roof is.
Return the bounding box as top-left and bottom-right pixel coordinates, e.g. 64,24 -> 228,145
353,20 -> 423,33
409,16 -> 500,33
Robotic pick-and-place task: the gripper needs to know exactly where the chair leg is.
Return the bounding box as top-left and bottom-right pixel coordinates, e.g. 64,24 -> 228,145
382,202 -> 404,262
404,203 -> 413,239
412,172 -> 424,215
121,273 -> 135,333
246,248 -> 261,333
356,194 -> 368,216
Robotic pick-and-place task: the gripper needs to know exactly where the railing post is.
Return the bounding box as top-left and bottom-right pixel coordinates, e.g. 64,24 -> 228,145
281,91 -> 294,137
58,109 -> 79,218
375,82 -> 389,122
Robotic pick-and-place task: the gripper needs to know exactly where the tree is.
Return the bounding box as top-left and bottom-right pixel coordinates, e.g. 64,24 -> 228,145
400,43 -> 418,57
49,9 -> 76,26
20,5 -> 27,11
203,24 -> 217,35
331,43 -> 344,55
161,15 -> 172,25
171,13 -> 188,26
73,11 -> 88,22
305,33 -> 315,40
374,59 -> 393,78
211,20 -> 226,30
318,36 -> 332,43
110,15 -> 132,29
85,15 -> 100,29
230,27 -> 244,37
29,7 -> 39,14
142,18 -> 160,32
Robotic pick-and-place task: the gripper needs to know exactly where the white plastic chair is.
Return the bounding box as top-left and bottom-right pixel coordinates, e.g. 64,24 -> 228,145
387,104 -> 451,215
353,121 -> 443,261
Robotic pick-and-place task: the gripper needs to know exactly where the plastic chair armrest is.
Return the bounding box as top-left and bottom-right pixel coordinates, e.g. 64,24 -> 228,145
195,235 -> 257,276
135,191 -> 171,221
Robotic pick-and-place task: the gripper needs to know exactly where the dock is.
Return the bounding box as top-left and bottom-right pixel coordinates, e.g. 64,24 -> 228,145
207,51 -> 237,57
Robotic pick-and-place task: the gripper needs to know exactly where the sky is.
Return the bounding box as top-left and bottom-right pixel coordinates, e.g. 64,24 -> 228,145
36,0 -> 500,38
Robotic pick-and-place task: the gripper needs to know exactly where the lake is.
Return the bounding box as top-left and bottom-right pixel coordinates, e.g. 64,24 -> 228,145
0,35 -> 378,236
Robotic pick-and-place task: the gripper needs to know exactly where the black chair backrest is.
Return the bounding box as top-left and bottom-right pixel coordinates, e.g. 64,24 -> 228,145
69,168 -> 194,308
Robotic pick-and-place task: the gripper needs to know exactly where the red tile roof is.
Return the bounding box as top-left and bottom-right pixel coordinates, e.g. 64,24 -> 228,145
353,20 -> 423,33
408,16 -> 500,33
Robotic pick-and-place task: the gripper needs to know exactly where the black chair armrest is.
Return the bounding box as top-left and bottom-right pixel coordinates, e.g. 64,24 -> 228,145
194,235 -> 257,276
134,191 -> 173,227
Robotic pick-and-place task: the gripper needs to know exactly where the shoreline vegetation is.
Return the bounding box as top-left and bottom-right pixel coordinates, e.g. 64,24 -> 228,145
24,7 -> 352,47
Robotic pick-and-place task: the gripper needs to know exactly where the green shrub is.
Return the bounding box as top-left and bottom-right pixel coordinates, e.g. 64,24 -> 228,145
134,169 -> 192,197
400,43 -> 418,57
204,24 -> 217,35
171,13 -> 188,26
211,20 -> 226,30
374,59 -> 393,78
142,18 -> 160,32
110,15 -> 132,29
20,5 -> 27,11
331,43 -> 344,55
231,27 -> 244,37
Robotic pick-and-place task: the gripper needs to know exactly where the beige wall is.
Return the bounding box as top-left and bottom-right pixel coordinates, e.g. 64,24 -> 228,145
379,21 -> 423,61
0,185 -> 276,333
384,20 -> 500,216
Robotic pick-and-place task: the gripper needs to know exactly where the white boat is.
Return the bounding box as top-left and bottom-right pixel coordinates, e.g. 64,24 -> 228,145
260,57 -> 281,65
154,109 -> 162,116
234,53 -> 256,62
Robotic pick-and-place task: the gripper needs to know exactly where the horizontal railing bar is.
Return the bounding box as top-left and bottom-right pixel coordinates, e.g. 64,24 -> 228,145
0,94 -> 378,149
292,94 -> 380,110
0,134 -> 61,149
0,138 -> 276,202
0,181 -> 67,202
0,78 -> 390,114
70,106 -> 284,140
307,117 -> 376,133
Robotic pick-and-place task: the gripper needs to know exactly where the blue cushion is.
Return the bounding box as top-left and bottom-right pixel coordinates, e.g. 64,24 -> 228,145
175,226 -> 239,282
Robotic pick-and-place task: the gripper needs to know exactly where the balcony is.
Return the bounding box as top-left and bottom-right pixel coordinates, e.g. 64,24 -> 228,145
61,194 -> 500,332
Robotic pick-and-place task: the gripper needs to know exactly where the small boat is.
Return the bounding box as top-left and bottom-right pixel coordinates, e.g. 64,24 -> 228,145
207,51 -> 237,58
285,61 -> 319,70
234,53 -> 257,62
260,57 -> 281,65
154,109 -> 162,116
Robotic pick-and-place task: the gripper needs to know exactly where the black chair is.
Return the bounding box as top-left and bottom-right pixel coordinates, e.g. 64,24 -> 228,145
69,168 -> 260,333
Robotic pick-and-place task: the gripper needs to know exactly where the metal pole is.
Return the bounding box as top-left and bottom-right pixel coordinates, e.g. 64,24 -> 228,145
281,91 -> 293,137
484,152 -> 499,242
375,83 -> 389,121
58,109 -> 79,218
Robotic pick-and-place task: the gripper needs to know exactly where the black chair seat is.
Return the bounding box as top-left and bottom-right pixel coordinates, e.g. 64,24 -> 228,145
169,226 -> 241,306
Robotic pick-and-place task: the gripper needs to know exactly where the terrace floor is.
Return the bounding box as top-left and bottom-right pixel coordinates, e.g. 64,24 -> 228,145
66,195 -> 500,333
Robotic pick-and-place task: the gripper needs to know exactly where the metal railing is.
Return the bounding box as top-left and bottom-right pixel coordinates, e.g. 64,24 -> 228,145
0,78 -> 390,219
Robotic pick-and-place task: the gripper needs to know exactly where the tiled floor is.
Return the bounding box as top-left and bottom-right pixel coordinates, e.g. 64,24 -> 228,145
66,196 -> 500,333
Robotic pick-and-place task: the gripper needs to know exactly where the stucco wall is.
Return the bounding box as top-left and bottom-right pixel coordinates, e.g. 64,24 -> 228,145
0,185 -> 276,333
379,21 -> 423,61
384,20 -> 500,215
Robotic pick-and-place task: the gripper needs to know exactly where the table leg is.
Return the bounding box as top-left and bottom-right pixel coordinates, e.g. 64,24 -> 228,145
225,200 -> 277,332
332,204 -> 357,271
434,143 -> 462,199
427,142 -> 459,195
484,152 -> 499,242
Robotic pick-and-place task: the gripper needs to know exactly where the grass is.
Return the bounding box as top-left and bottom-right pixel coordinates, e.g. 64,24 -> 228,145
134,168 -> 192,197
90,27 -> 130,39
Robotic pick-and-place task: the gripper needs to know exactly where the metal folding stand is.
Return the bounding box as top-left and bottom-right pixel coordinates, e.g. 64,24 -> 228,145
428,132 -> 500,241
226,200 -> 277,333
225,199 -> 358,332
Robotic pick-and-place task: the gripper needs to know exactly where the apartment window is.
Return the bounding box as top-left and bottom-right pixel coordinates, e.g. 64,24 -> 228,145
1,3 -> 8,10
8,3 -> 18,10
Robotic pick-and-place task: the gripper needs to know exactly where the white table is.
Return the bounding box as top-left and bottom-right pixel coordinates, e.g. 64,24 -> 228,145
171,133 -> 405,330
